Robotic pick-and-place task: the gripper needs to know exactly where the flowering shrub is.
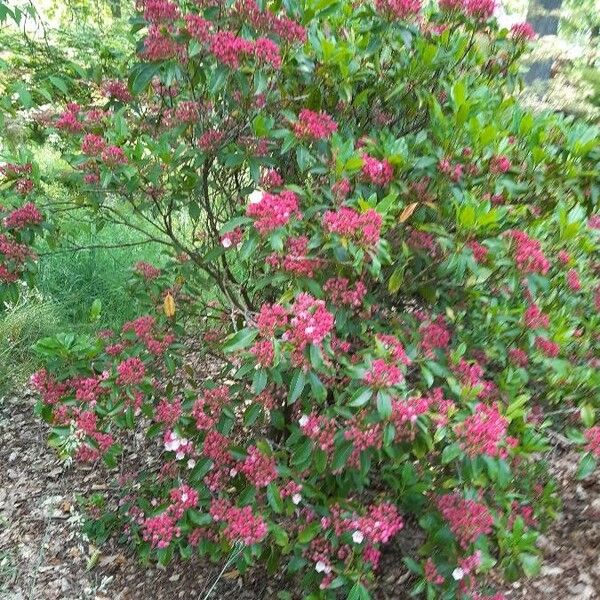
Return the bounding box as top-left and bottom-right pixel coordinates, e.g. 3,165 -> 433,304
27,0 -> 600,599
0,161 -> 45,305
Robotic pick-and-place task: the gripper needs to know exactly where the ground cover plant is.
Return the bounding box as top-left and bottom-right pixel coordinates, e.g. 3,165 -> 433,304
1,0 -> 600,598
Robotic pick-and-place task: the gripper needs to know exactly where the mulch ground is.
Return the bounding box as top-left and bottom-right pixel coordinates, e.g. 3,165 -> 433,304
1,391 -> 599,600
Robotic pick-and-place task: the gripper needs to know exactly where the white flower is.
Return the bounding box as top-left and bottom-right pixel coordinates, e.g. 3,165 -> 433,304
187,459 -> 196,469
304,326 -> 315,335
292,493 -> 302,505
222,237 -> 232,248
315,561 -> 326,573
176,450 -> 185,460
181,492 -> 188,502
352,531 -> 364,544
248,190 -> 264,205
299,415 -> 309,427
452,568 -> 465,581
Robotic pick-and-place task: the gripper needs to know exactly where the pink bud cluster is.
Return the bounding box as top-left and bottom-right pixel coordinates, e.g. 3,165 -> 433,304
324,277 -> 367,308
102,79 -> 132,102
420,316 -> 451,355
361,155 -> 394,186
192,385 -> 230,430
294,109 -> 338,140
267,236 -> 323,277
455,403 -> 508,457
535,336 -> 560,358
116,357 -> 146,386
156,397 -> 182,426
524,303 -> 549,329
210,499 -> 268,546
584,426 -> 600,457
142,513 -> 180,548
287,293 -> 335,351
300,413 -> 337,454
363,358 -> 403,387
135,261 -> 161,280
81,134 -> 107,156
566,269 -> 581,291
465,0 -> 496,19
468,240 -> 488,263
323,206 -> 382,247
240,445 -> 278,487
30,369 -> 69,405
507,230 -> 550,275
436,494 -> 494,548
347,502 -> 404,544
3,203 -> 43,230
374,0 -> 421,20
510,22 -> 535,42
489,155 -> 511,174
169,483 -> 199,519
246,190 -> 301,235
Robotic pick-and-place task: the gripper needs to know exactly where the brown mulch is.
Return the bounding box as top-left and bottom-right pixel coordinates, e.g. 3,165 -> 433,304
1,391 -> 599,600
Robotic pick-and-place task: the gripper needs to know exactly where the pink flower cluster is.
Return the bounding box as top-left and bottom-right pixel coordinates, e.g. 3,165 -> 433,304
347,502 -> 404,544
524,303 -> 549,329
509,347 -> 529,367
566,269 -> 581,291
30,369 -> 69,405
240,445 -> 278,487
489,155 -> 511,174
142,513 -> 180,548
102,79 -> 132,102
510,22 -> 535,42
468,240 -> 488,263
256,302 -> 289,336
363,358 -> 403,387
288,293 -> 335,351
323,277 -> 367,308
584,426 -> 600,457
141,25 -> 186,62
81,134 -> 106,156
294,109 -> 338,140
507,230 -> 550,275
169,484 -> 199,519
234,0 -> 306,43
322,206 -> 382,246
420,316 -> 451,356
142,0 -> 180,23
455,403 -> 508,457
391,395 -> 431,428
535,336 -> 560,358
116,357 -> 146,386
361,155 -> 394,187
246,190 -> 301,235
300,413 -> 337,454
374,0 -> 421,20
267,236 -> 322,277
192,385 -> 230,430
3,203 -> 43,230
211,500 -> 267,546
156,397 -> 182,426
436,494 -> 494,548
135,261 -> 161,280
464,0 -> 496,19
250,339 -> 275,367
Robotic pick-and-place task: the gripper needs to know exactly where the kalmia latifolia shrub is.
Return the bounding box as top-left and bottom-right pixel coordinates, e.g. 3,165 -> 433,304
29,0 -> 600,598
0,160 -> 45,303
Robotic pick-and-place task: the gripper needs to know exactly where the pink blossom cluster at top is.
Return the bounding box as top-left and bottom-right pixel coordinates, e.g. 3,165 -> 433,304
239,445 -> 278,487
293,109 -> 338,140
210,499 -> 268,545
141,25 -> 187,62
3,203 -> 43,230
464,0 -> 496,19
391,395 -> 431,429
420,316 -> 451,356
209,31 -> 254,68
256,302 -> 289,336
169,484 -> 199,519
344,417 -> 383,466
363,358 -> 403,387
374,0 -> 421,20
507,230 -> 550,275
347,502 -> 404,544
524,303 -> 549,329
116,357 -> 146,386
436,493 -> 494,548
361,155 -> 394,187
455,403 -> 508,457
510,22 -> 536,41
489,155 -> 511,174
156,397 -> 182,426
102,79 -> 132,102
234,0 -> 307,43
142,0 -> 181,23
376,334 -> 412,365
121,314 -> 175,355
185,14 -> 211,42
246,190 -> 301,235
101,145 -> 128,166
323,277 -> 367,308
322,206 -> 382,247
584,426 -> 600,457
197,129 -> 224,151
56,106 -> 83,133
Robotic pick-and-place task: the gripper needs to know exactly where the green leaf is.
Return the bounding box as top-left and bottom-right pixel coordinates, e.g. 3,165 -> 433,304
441,442 -> 461,464
519,553 -> 541,578
576,453 -> 597,480
376,391 -> 392,419
130,63 -> 160,95
222,328 -> 258,353
267,483 -> 284,513
298,521 -> 321,544
349,387 -> 372,407
347,582 -> 371,600
287,370 -> 305,404
243,403 -> 263,426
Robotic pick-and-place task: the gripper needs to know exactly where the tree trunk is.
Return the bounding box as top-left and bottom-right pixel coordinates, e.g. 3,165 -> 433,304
524,0 -> 563,86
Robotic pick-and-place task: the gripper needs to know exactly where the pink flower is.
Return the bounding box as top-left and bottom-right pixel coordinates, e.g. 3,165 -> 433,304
465,0 -> 496,19
374,0 -> 421,19
332,178 -> 351,199
566,269 -> 581,291
256,302 -> 289,335
347,502 -> 404,544
468,240 -> 488,263
250,339 -> 275,367
436,494 -> 494,548
116,357 -> 146,385
135,261 -> 161,280
361,155 -> 394,186
3,203 -> 43,230
222,505 -> 267,545
507,230 -> 550,275
168,484 -> 198,519
455,403 -> 508,457
185,14 -> 211,42
425,558 -> 445,584
81,134 -> 106,156
143,0 -> 180,23
254,37 -> 282,69
210,31 -> 254,68
489,155 -> 511,174
508,347 -> 528,367
584,426 -> 600,457
300,413 -> 337,454
288,293 -> 335,349
101,145 -> 127,166
510,22 -> 536,42
324,277 -> 367,308
294,109 -> 338,140
524,304 -> 549,329
141,25 -> 186,61
142,513 -> 180,548
535,336 -> 560,358
102,79 -> 132,102
246,190 -> 301,234
363,358 -> 403,388
156,397 -> 182,426
322,206 -> 382,246
240,445 -> 278,487
198,129 -> 224,151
